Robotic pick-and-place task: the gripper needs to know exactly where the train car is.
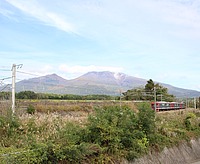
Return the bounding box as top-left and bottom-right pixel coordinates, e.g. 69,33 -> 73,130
151,101 -> 185,112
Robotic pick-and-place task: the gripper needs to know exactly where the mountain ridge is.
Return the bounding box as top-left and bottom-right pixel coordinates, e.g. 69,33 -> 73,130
2,71 -> 199,97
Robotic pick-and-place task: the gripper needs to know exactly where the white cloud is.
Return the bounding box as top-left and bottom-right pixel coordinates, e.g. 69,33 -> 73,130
5,0 -> 77,34
15,64 -> 54,82
58,64 -> 123,74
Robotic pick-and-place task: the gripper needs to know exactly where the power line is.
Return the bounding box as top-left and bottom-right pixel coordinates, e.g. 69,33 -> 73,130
17,70 -> 41,77
0,84 -> 11,92
0,77 -> 12,81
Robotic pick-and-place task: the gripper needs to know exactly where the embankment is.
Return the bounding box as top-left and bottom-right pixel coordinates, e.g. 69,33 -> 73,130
128,138 -> 200,164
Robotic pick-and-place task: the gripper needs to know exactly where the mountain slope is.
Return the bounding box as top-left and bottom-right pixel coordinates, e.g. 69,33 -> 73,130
162,83 -> 200,98
68,71 -> 146,87
65,71 -> 148,95
7,71 -> 200,97
16,74 -> 69,93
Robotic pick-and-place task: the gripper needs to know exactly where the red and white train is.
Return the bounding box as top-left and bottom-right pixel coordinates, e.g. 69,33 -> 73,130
151,101 -> 185,112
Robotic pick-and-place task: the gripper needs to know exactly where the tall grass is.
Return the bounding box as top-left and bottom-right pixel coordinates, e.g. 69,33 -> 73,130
0,100 -> 199,163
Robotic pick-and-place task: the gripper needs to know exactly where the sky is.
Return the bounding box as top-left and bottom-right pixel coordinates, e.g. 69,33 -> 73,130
0,0 -> 200,91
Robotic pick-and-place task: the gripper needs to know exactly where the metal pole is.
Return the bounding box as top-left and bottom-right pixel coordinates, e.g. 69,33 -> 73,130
199,97 -> 200,110
119,89 -> 122,109
186,98 -> 187,108
154,87 -> 156,111
12,64 -> 16,115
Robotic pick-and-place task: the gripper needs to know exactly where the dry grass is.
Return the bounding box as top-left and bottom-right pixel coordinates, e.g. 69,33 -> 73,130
0,100 -> 11,115
17,111 -> 88,144
14,100 -> 138,143
16,99 -> 137,114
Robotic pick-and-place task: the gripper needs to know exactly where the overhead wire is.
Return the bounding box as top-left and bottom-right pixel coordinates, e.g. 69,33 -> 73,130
16,70 -> 41,77
2,68 -> 104,93
0,77 -> 12,81
0,84 -> 11,92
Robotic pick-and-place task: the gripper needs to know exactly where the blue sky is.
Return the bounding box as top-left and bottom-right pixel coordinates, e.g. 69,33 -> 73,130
0,0 -> 200,91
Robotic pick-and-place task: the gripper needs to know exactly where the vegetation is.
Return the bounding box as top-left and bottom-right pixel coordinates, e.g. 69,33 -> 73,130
14,91 -> 117,101
0,92 -> 11,100
123,79 -> 175,101
27,104 -> 35,115
0,101 -> 200,163
16,91 -> 37,99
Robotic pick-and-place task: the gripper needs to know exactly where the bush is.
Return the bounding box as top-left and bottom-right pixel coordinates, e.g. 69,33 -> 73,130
27,105 -> 35,114
184,112 -> 197,131
137,102 -> 156,135
0,114 -> 24,149
83,105 -> 150,160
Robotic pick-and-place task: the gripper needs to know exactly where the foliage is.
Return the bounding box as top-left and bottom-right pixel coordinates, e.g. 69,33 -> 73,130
16,91 -> 37,99
0,144 -> 48,164
123,79 -> 175,101
15,91 -> 116,100
27,104 -> 35,114
156,109 -> 200,146
145,79 -> 155,92
84,105 -> 150,160
137,103 -> 156,135
0,92 -> 11,100
184,112 -> 197,131
122,88 -> 145,101
0,102 -> 200,163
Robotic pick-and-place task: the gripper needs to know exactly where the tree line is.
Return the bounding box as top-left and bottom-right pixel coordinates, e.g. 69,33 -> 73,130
0,79 -> 175,101
122,79 -> 175,102
0,91 -> 117,100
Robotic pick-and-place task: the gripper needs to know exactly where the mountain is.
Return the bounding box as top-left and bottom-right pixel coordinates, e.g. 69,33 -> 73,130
15,73 -> 69,94
161,84 -> 200,98
68,71 -> 146,87
2,71 -> 200,97
65,71 -> 147,95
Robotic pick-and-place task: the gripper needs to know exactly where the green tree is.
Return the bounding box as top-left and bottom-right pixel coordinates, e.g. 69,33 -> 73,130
122,88 -> 145,101
145,79 -> 155,92
16,91 -> 37,99
123,79 -> 175,101
154,83 -> 174,101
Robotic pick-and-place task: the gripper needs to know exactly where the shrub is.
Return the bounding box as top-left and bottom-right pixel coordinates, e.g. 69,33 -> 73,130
83,105 -> 150,160
0,114 -> 22,148
137,102 -> 156,135
184,112 -> 197,131
27,105 -> 35,114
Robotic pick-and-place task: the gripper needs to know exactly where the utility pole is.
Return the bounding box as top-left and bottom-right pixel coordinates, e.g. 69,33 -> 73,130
119,89 -> 122,109
11,64 -> 16,115
157,94 -> 163,101
11,64 -> 22,115
194,97 -> 196,109
199,97 -> 200,110
154,87 -> 156,111
186,98 -> 188,108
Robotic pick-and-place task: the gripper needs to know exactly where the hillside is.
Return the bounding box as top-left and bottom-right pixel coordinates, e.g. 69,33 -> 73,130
2,71 -> 200,97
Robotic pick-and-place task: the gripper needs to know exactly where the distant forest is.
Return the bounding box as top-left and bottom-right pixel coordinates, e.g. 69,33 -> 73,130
0,91 -> 118,100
